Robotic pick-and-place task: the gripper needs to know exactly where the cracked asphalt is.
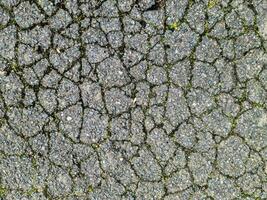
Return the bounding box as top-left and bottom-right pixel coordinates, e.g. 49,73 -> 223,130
0,0 -> 267,199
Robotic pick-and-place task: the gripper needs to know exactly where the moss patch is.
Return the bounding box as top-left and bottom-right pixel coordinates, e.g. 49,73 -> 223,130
0,186 -> 7,198
208,0 -> 218,9
167,21 -> 180,31
87,185 -> 94,193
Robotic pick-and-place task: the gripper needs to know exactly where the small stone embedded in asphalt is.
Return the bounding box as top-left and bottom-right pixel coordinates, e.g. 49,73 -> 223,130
0,0 -> 266,199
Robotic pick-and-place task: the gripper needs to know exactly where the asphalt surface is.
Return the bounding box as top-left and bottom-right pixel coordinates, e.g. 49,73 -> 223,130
0,0 -> 267,199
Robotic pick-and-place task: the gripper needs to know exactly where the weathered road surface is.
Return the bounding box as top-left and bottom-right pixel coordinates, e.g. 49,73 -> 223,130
0,0 -> 267,199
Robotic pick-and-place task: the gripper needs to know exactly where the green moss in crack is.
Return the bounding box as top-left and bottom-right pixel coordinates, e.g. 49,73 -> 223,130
0,186 -> 7,198
91,143 -> 100,150
87,185 -> 94,193
208,0 -> 218,9
204,20 -> 210,34
167,21 -> 180,31
10,61 -> 19,72
189,0 -> 195,7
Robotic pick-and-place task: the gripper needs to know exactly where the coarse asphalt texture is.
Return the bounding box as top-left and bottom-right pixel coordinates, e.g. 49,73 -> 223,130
0,0 -> 267,199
